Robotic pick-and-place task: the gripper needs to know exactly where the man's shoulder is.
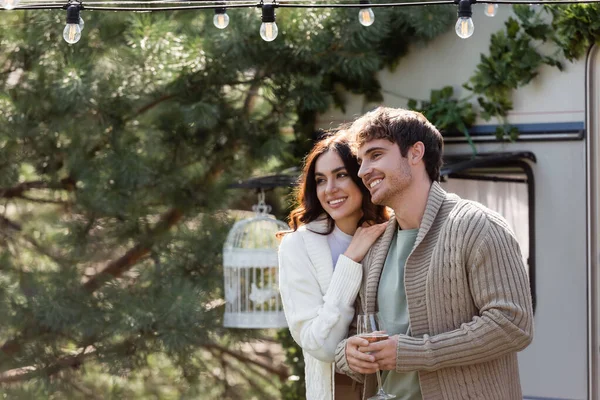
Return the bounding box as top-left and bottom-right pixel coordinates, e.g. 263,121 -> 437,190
448,197 -> 512,232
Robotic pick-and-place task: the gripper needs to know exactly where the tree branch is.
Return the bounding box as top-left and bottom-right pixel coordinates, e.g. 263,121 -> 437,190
0,151 -> 230,359
0,215 -> 21,231
203,343 -> 288,382
206,346 -> 279,400
0,207 -> 183,356
243,70 -> 267,116
0,347 -> 95,384
82,207 -> 183,292
20,234 -> 67,267
15,195 -> 69,205
0,180 -> 75,199
134,94 -> 177,117
0,181 -> 46,198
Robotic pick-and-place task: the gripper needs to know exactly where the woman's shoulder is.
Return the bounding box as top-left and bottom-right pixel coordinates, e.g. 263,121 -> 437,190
279,226 -> 307,249
279,218 -> 329,250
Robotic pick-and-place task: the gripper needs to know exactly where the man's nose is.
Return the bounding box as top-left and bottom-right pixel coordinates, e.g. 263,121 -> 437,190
358,162 -> 369,180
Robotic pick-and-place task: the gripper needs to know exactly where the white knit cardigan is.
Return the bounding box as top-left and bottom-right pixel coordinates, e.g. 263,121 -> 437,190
279,218 -> 363,400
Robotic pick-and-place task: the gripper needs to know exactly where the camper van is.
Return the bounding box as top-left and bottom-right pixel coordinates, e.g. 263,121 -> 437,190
316,6 -> 600,400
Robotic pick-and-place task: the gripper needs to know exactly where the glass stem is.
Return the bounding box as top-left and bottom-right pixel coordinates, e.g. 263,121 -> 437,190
376,370 -> 383,392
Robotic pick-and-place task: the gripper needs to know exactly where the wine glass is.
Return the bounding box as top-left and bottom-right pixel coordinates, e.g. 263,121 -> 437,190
356,314 -> 396,400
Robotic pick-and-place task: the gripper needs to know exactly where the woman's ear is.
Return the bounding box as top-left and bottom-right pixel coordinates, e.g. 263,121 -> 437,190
409,142 -> 425,165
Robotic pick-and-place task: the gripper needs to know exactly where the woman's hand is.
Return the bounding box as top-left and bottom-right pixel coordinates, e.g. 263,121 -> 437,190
343,222 -> 387,263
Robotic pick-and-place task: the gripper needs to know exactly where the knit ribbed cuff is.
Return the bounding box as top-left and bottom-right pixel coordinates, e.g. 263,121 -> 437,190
334,338 -> 364,383
395,334 -> 428,372
325,255 -> 363,307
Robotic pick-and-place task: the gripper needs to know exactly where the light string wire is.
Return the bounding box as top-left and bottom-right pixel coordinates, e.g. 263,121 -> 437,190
5,0 -> 600,12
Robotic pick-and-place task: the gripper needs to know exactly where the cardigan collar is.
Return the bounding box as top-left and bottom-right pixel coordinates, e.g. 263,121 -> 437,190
414,181 -> 446,249
302,216 -> 335,293
362,181 -> 447,312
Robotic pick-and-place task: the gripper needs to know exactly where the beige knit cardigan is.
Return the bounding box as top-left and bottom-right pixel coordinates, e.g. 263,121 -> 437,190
335,182 -> 534,400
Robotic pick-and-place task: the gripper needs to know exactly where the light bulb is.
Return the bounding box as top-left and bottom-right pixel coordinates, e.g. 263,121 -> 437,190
455,17 -> 474,39
79,17 -> 85,31
358,7 -> 375,27
63,23 -> 82,44
213,12 -> 229,29
484,3 -> 498,17
1,0 -> 20,10
260,4 -> 278,42
63,4 -> 82,44
260,22 -> 278,42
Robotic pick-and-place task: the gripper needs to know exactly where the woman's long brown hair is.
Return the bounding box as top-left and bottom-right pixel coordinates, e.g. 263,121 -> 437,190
285,132 -> 389,235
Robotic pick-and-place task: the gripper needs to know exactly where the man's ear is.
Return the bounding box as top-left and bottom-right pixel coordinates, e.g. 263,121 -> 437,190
409,142 -> 425,165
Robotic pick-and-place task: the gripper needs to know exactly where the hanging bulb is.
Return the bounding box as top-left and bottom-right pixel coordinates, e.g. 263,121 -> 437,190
63,4 -> 82,44
260,4 -> 278,42
358,8 -> 375,27
1,0 -> 20,10
213,6 -> 229,29
260,21 -> 278,42
455,0 -> 474,39
358,0 -> 375,27
64,23 -> 82,44
455,17 -> 474,39
484,3 -> 498,17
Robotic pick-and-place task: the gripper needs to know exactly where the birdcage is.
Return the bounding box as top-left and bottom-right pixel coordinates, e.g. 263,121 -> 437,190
223,191 -> 288,328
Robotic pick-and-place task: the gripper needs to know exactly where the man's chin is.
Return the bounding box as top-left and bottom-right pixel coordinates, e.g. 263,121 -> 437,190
371,193 -> 386,206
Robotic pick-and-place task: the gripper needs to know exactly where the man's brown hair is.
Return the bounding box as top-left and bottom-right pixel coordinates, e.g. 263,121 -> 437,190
350,107 -> 444,182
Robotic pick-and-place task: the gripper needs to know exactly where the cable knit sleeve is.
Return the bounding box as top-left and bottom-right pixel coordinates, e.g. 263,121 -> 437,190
394,210 -> 534,372
279,231 -> 363,363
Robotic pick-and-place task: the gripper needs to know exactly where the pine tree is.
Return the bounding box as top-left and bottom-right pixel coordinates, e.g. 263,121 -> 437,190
0,4 -> 453,398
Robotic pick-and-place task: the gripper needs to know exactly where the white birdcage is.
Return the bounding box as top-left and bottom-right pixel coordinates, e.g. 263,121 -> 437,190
223,191 -> 288,328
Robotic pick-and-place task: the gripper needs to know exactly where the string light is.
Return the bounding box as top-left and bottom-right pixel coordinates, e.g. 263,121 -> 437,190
213,3 -> 229,29
455,0 -> 474,39
484,3 -> 498,16
1,0 -> 599,45
259,3 -> 278,42
358,0 -> 375,26
63,3 -> 82,43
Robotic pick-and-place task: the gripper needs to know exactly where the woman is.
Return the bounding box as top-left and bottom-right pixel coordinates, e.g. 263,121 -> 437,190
278,133 -> 389,400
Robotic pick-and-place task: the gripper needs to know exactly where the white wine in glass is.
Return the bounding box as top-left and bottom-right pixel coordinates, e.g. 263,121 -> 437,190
357,314 -> 396,400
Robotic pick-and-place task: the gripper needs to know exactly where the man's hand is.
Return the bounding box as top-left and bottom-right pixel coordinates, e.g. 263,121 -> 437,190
363,334 -> 398,371
345,336 -> 379,374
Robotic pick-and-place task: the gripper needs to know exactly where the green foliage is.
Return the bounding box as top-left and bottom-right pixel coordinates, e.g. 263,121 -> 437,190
408,86 -> 476,153
465,17 -> 548,120
0,5 -> 455,399
374,5 -> 455,70
13,1 -> 600,396
495,125 -> 520,141
549,3 -> 600,61
277,329 -> 306,400
417,3 -> 600,144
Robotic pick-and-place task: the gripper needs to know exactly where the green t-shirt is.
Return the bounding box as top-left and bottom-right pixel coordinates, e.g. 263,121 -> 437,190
377,228 -> 422,400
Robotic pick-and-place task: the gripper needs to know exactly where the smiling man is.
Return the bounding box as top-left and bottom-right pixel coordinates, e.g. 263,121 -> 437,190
333,107 -> 534,400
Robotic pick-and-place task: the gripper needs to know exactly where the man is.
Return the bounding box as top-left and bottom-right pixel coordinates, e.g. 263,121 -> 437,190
334,107 -> 534,400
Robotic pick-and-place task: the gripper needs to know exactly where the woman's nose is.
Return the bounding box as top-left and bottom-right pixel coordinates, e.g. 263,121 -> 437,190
325,180 -> 337,194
